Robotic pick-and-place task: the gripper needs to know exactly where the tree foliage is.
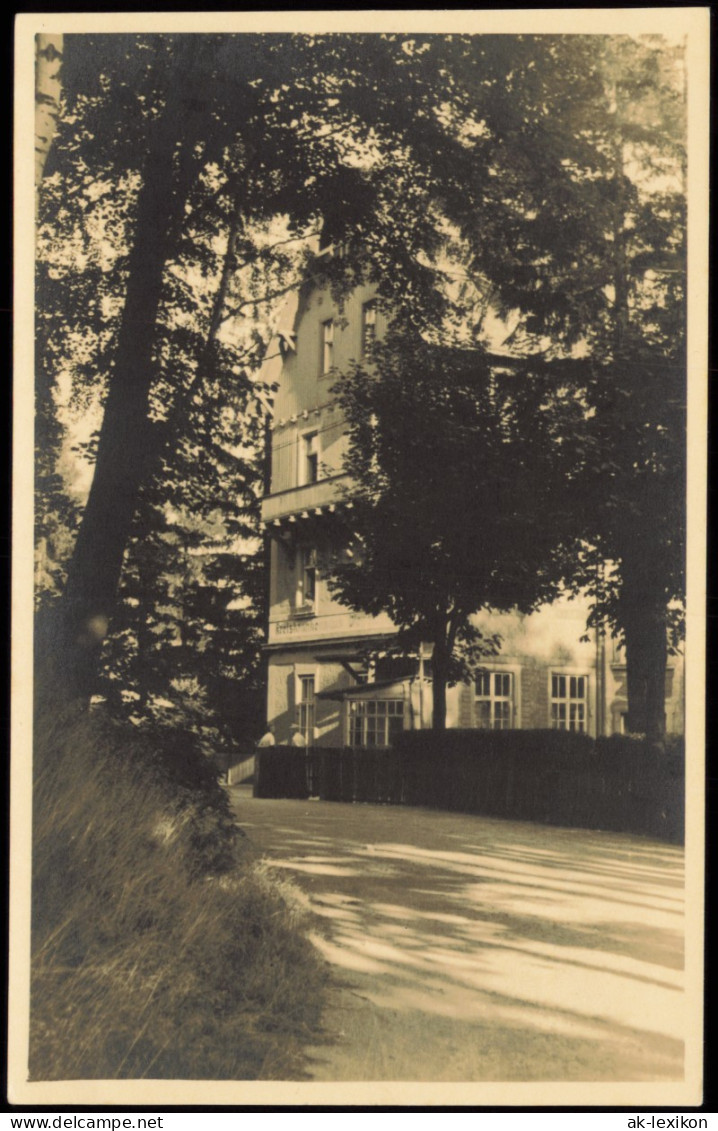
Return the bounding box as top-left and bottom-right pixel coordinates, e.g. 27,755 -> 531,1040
550,36 -> 686,738
36,32 -> 587,695
36,133 -> 307,738
327,34 -> 686,738
327,332 -> 582,728
36,32 -> 686,743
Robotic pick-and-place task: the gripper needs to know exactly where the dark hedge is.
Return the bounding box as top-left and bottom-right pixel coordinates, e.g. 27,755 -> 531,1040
255,731 -> 684,843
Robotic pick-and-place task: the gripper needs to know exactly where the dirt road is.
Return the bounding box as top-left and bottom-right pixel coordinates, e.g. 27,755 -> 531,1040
230,790 -> 685,1082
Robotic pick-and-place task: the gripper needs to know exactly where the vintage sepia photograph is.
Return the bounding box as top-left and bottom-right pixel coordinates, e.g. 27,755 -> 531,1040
10,9 -> 708,1108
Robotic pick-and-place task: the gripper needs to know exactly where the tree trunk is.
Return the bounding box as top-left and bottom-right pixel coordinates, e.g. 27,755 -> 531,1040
621,592 -> 668,744
605,80 -> 672,748
430,635 -> 449,731
39,59 -> 192,703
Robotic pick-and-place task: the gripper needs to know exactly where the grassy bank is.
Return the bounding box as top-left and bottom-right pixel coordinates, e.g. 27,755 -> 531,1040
31,707 -> 327,1080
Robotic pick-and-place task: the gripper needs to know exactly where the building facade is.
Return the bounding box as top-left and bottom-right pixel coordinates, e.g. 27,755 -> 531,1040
259,267 -> 685,747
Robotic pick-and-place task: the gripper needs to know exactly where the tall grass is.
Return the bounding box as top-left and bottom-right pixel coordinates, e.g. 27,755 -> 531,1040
31,707 -> 327,1080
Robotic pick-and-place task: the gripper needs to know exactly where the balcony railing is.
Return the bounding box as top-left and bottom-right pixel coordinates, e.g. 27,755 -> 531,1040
261,474 -> 349,524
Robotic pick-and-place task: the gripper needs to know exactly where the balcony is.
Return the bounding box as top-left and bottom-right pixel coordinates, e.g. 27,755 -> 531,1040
267,607 -> 397,647
261,474 -> 350,525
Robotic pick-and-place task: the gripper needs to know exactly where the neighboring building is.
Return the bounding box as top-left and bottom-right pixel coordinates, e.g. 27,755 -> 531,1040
259,261 -> 684,747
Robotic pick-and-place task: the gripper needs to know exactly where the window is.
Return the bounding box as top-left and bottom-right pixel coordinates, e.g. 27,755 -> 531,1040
302,431 -> 319,484
321,319 -> 334,375
475,671 -> 513,729
348,699 -> 404,748
361,300 -> 377,357
550,674 -> 587,732
296,676 -> 315,747
296,547 -> 317,612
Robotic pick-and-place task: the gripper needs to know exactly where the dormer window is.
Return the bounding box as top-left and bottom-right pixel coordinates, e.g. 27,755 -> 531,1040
361,300 -> 377,358
321,318 -> 334,375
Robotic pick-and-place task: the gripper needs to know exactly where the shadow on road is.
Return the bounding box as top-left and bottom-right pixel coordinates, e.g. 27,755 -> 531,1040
232,792 -> 684,1081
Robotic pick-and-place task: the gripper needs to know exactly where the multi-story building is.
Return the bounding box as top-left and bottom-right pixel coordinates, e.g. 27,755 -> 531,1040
259,262 -> 685,747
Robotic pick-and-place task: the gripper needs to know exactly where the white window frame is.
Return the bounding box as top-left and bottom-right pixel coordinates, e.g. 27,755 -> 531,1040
549,671 -> 590,733
320,318 -> 334,376
475,669 -> 516,730
295,546 -> 318,614
294,666 -> 317,748
347,698 -> 405,748
361,299 -> 377,358
298,428 -> 320,486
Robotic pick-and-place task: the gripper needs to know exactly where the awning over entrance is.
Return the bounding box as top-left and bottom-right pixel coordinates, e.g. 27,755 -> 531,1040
316,677 -> 416,702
